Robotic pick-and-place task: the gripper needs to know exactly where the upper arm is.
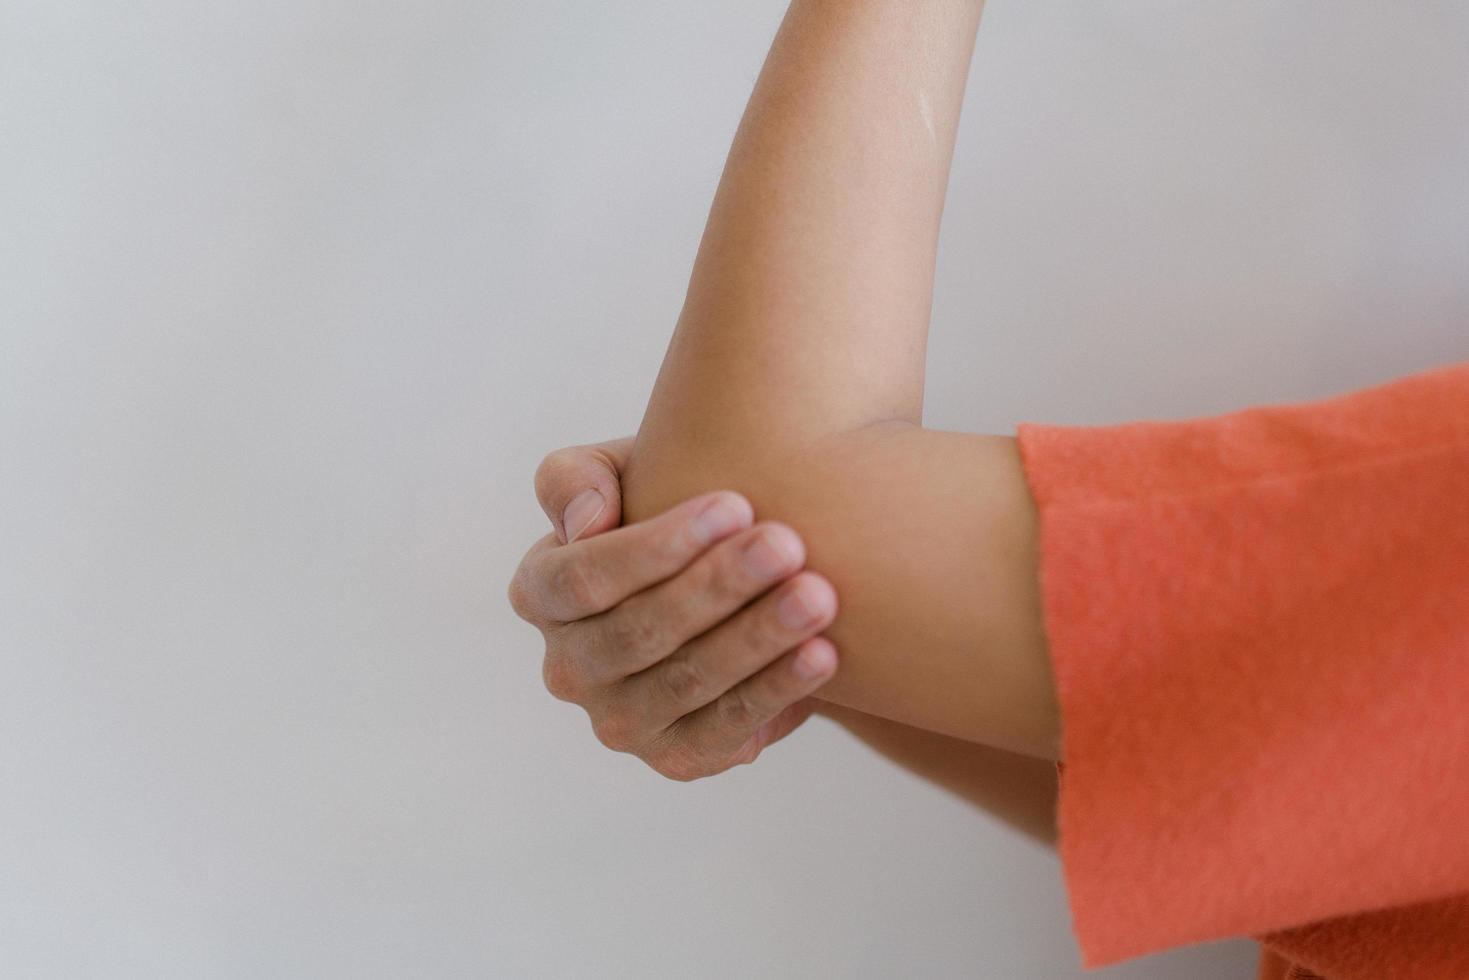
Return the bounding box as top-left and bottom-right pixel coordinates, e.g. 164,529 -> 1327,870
625,420 -> 1060,759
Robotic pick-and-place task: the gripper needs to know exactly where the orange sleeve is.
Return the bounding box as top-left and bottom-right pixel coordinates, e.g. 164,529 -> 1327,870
1014,361 -> 1469,970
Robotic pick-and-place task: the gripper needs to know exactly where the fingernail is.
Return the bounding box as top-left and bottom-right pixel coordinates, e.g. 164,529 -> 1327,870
562,488 -> 606,544
743,527 -> 800,580
777,580 -> 828,630
794,642 -> 836,680
691,495 -> 750,546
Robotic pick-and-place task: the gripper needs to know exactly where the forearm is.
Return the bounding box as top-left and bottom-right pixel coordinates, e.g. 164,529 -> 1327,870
693,423 -> 1059,758
635,418 -> 1058,758
819,703 -> 1058,847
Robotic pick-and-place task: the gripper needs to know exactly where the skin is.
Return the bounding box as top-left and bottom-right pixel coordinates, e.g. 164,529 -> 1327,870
511,0 -> 1063,850
622,0 -> 1061,758
509,437 -> 1058,845
509,438 -> 840,781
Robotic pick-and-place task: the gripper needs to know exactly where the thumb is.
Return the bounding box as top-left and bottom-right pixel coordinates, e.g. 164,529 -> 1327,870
533,437 -> 634,544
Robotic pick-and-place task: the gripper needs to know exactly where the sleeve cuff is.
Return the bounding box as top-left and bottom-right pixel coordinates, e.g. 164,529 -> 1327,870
1015,362 -> 1469,966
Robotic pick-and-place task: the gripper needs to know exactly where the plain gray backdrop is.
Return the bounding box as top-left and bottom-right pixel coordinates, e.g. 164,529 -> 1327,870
3,1 -> 1465,977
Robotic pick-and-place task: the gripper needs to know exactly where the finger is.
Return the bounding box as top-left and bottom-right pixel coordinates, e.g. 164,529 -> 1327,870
506,531 -> 560,624
660,637 -> 839,777
630,570 -> 838,723
534,438 -> 635,544
749,697 -> 821,755
522,490 -> 754,624
585,521 -> 809,680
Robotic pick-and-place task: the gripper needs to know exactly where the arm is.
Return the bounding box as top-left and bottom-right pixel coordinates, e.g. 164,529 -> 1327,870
511,441 -> 840,781
819,703 -> 1057,846
512,440 -> 1057,845
623,0 -> 1059,758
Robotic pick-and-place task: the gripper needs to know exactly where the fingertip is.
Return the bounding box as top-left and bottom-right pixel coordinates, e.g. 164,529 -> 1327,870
563,488 -> 609,544
710,490 -> 755,527
793,637 -> 838,681
789,571 -> 837,620
750,521 -> 806,572
535,442 -> 628,543
689,490 -> 755,546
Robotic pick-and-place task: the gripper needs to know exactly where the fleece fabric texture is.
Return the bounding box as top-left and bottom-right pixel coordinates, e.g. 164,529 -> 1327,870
1014,361 -> 1469,977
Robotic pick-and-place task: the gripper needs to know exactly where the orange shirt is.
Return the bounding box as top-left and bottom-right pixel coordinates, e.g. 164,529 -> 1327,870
1015,361 -> 1469,979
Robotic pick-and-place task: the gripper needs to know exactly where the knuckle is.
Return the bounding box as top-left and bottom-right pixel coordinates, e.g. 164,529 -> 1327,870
706,545 -> 755,602
551,555 -> 608,613
533,448 -> 576,499
677,539 -> 753,610
645,517 -> 693,566
506,557 -> 546,622
651,745 -> 710,783
604,607 -> 661,657
541,655 -> 584,703
506,568 -> 532,619
740,598 -> 790,653
682,550 -> 721,593
658,655 -> 705,706
592,709 -> 637,752
715,688 -> 756,732
734,741 -> 763,766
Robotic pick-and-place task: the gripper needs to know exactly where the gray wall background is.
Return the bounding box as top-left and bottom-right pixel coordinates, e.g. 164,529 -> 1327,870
3,1 -> 1465,977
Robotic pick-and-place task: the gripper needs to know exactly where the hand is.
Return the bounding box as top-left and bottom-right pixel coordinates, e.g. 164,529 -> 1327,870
507,438 -> 840,781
